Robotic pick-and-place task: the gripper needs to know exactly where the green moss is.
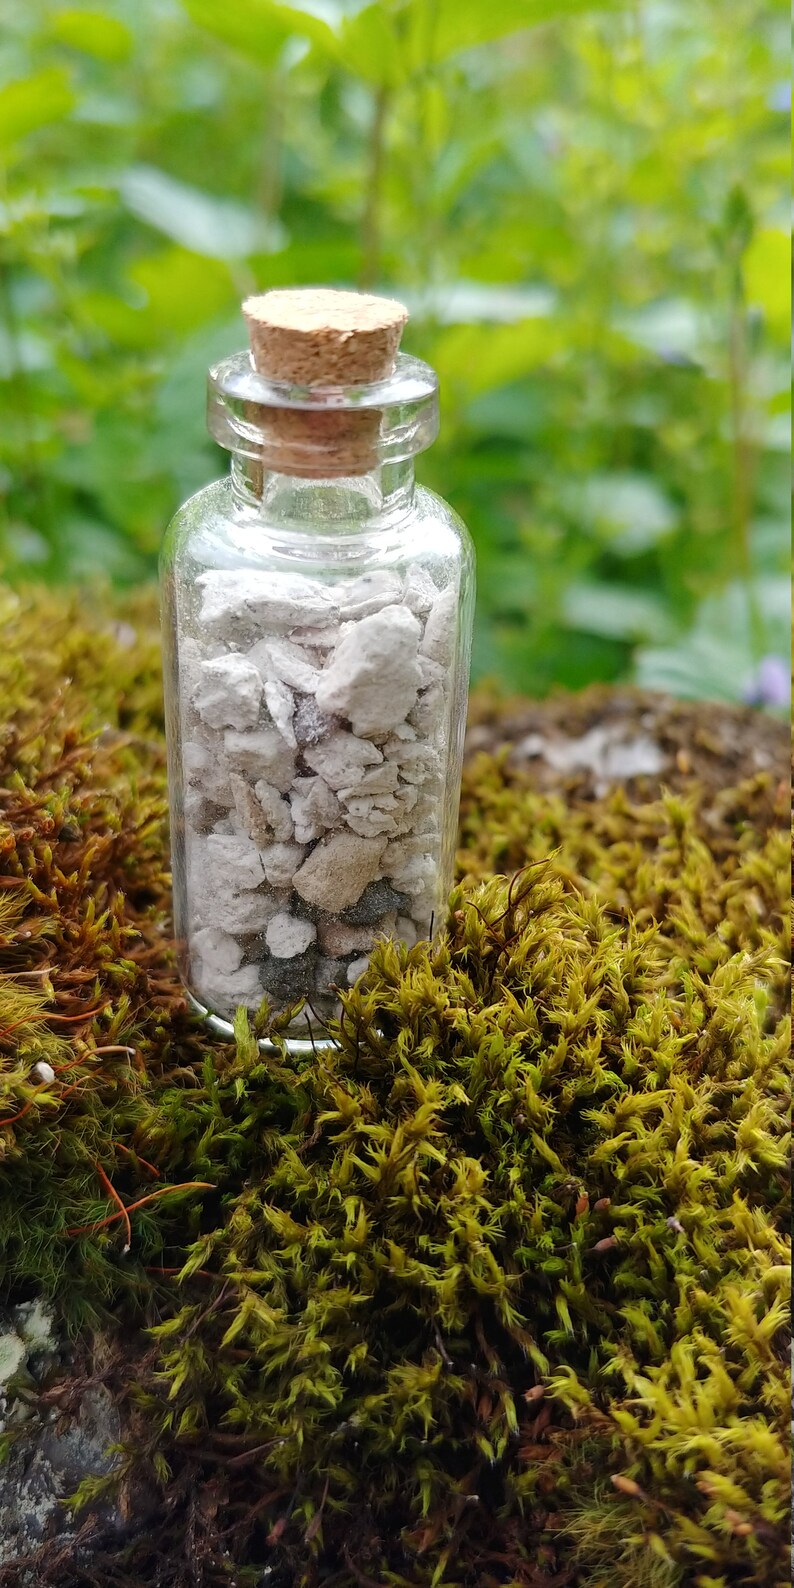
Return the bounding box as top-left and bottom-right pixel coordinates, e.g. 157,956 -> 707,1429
0,585 -> 789,1588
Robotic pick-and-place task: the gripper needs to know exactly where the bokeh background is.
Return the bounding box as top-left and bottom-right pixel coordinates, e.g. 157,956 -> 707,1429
0,0 -> 789,701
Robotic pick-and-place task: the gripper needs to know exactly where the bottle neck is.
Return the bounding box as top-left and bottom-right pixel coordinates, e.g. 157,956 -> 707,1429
229,454 -> 416,534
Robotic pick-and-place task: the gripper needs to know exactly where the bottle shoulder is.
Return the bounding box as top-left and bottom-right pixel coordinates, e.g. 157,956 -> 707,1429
160,476 -> 473,583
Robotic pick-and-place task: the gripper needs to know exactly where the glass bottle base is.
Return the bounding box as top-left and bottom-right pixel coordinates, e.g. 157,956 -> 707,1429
185,989 -> 340,1055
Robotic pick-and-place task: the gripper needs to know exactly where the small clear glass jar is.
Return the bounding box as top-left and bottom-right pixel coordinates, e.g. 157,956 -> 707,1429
160,342 -> 475,1050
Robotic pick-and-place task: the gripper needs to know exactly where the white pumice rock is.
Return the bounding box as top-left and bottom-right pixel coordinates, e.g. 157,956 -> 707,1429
263,678 -> 297,746
230,773 -> 277,847
346,955 -> 371,985
385,851 -> 437,897
391,784 -> 419,814
260,841 -> 307,887
253,779 -> 295,842
408,682 -> 447,737
315,605 -> 422,736
292,831 -> 386,911
343,806 -> 399,838
214,888 -> 287,936
200,831 -> 265,892
193,654 -> 262,730
197,569 -> 339,636
251,636 -> 322,694
303,729 -> 382,791
195,962 -> 263,1013
288,624 -> 340,650
417,654 -> 447,690
191,925 -> 245,977
420,584 -> 458,666
383,738 -> 442,783
32,1061 -> 56,1085
183,740 -> 235,807
336,762 -> 400,801
396,915 -> 419,947
387,721 -> 417,742
223,728 -> 295,792
289,776 -> 340,844
265,912 -> 317,958
337,570 -> 404,620
403,565 -> 439,618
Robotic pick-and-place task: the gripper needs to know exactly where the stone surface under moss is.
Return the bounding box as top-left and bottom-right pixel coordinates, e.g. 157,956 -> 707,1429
0,586 -> 789,1588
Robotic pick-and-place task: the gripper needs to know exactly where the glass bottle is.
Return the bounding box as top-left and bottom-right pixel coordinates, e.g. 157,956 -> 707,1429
160,289 -> 475,1051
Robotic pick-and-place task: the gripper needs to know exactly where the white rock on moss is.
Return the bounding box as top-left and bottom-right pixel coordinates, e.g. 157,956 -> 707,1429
346,955 -> 371,985
337,570 -> 403,621
0,1332 -> 25,1387
223,728 -> 295,792
292,831 -> 386,911
420,584 -> 458,666
193,654 -> 262,730
260,841 -> 307,887
253,779 -> 295,842
191,926 -> 244,977
303,729 -> 382,791
197,569 -> 339,635
263,678 -> 297,746
265,913 -> 317,958
315,605 -> 422,736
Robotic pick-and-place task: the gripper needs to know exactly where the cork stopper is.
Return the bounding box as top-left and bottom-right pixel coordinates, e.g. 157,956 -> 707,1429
240,288 -> 409,477
242,288 -> 408,386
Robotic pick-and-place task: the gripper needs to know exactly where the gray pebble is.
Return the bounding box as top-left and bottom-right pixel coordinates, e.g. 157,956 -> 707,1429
260,949 -> 317,1004
340,879 -> 411,925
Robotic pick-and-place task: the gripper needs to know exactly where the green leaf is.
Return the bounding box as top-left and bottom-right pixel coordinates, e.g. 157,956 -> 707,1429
120,166 -> 286,259
129,247 -> 236,339
181,0 -> 336,68
634,578 -> 790,703
0,68 -> 75,149
432,319 -> 560,397
743,228 -> 790,338
49,9 -> 134,62
406,0 -> 620,68
562,583 -> 676,644
570,473 -> 678,555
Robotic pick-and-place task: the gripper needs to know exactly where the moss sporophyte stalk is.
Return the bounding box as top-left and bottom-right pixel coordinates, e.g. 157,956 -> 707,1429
0,586 -> 789,1588
160,288 -> 475,1051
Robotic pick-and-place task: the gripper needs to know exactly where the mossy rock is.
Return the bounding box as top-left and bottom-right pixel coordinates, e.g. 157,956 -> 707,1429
0,585 -> 789,1588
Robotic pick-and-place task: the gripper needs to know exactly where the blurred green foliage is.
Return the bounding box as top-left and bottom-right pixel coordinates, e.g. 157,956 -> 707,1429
0,0 -> 789,698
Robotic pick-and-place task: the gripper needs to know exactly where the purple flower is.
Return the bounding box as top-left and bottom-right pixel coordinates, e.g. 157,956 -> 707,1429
744,655 -> 790,709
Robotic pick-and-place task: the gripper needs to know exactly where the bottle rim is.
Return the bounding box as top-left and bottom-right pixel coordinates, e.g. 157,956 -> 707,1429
207,349 -> 439,471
